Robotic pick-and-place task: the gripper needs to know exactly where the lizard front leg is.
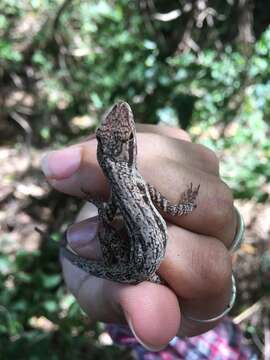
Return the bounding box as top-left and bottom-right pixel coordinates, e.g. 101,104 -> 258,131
80,188 -> 131,265
148,182 -> 200,216
97,193 -> 133,264
80,187 -> 118,223
80,188 -> 121,265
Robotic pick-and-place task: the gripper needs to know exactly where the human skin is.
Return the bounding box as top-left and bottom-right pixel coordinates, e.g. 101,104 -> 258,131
41,124 -> 235,351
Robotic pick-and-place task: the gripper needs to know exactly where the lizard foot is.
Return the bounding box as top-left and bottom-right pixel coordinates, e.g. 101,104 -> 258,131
181,182 -> 200,206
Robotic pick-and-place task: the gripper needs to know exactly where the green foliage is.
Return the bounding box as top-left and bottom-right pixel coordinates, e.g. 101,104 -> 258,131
1,1 -> 269,198
187,30 -> 270,200
0,242 -> 126,359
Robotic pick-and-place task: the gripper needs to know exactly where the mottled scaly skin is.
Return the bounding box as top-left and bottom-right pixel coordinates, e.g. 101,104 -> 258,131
60,101 -> 200,284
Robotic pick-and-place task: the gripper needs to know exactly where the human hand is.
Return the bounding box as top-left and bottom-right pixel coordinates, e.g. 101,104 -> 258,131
41,125 -> 235,351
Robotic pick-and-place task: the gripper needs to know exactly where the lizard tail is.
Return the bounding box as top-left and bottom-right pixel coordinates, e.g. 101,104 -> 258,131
60,243 -> 161,284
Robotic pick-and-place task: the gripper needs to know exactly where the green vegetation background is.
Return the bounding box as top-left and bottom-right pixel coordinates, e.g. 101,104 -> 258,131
0,1 -> 269,359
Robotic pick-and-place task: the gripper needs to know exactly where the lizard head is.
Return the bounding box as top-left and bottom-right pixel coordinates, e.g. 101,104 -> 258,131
96,101 -> 137,166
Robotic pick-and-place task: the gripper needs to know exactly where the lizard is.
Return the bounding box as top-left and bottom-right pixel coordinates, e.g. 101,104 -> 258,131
60,101 -> 200,284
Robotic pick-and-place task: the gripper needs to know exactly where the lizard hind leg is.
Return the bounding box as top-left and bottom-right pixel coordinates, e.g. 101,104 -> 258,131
149,272 -> 163,284
181,182 -> 200,205
80,187 -> 119,224
147,182 -> 200,216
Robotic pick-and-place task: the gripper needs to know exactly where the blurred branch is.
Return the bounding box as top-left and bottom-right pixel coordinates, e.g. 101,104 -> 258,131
10,111 -> 32,139
237,0 -> 255,44
22,0 -> 73,63
252,331 -> 264,354
136,0 -> 266,57
177,3 -> 199,54
52,0 -> 73,32
153,9 -> 181,21
136,0 -> 167,53
9,111 -> 32,168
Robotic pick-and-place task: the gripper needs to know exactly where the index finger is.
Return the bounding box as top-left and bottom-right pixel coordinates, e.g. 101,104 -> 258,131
137,123 -> 192,142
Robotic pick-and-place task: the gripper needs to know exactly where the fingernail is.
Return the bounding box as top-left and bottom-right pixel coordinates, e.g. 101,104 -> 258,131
125,313 -> 166,352
41,146 -> 82,179
67,220 -> 99,248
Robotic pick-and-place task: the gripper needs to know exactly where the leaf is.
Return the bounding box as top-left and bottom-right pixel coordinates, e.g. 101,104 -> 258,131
41,274 -> 61,289
42,300 -> 58,313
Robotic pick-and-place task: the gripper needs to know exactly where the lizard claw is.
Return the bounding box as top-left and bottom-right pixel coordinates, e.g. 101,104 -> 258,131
181,182 -> 200,204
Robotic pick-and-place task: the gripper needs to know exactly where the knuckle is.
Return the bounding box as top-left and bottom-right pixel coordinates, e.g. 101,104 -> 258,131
195,241 -> 232,296
210,182 -> 234,234
155,125 -> 190,140
195,144 -> 220,171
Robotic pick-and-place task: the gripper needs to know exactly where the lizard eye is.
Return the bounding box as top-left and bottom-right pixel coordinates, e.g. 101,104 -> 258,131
126,133 -> 134,142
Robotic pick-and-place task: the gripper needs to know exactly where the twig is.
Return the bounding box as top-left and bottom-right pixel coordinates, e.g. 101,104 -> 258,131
252,331 -> 264,354
9,111 -> 32,169
137,0 -> 167,52
22,0 -> 73,63
153,9 -> 181,22
10,111 -> 32,147
233,297 -> 264,324
52,0 -> 73,32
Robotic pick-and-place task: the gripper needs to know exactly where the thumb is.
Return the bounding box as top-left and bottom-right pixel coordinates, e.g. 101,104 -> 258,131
64,218 -> 181,350
117,282 -> 181,351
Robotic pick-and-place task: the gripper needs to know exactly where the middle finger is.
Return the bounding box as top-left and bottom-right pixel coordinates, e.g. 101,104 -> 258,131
160,222 -> 232,335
